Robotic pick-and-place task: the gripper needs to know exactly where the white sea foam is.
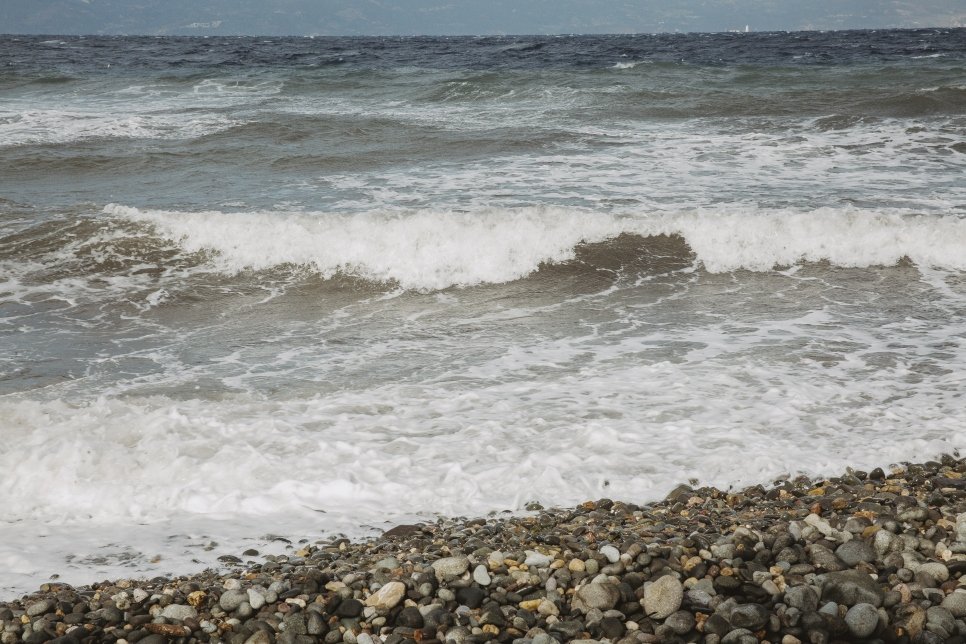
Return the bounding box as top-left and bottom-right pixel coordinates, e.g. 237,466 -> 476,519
2,302 -> 965,594
109,204 -> 966,290
0,109 -> 236,146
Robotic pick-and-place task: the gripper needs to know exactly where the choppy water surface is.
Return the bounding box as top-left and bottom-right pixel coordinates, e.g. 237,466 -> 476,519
1,30 -> 965,596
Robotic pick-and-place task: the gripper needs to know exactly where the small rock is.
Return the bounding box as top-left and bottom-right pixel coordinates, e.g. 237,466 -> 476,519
599,545 -> 620,564
642,576 -> 684,620
730,604 -> 769,631
247,588 -> 266,610
818,570 -> 884,607
335,598 -> 363,618
219,589 -> 248,612
432,556 -> 470,579
25,600 -> 54,617
473,564 -> 491,586
835,541 -> 875,567
665,610 -> 695,635
941,590 -> 966,618
364,581 -> 406,612
397,606 -> 424,628
721,628 -> 758,644
525,550 -> 552,567
573,581 -> 622,613
844,603 -> 879,638
160,604 -> 197,621
784,586 -> 820,614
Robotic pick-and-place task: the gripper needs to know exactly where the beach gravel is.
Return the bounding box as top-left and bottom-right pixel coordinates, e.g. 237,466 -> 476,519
6,456 -> 966,642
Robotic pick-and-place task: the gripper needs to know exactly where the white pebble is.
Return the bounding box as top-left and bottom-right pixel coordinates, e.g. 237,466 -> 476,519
473,565 -> 491,586
599,545 -> 620,564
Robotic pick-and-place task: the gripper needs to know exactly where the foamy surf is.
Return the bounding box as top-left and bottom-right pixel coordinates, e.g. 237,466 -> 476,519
110,204 -> 966,290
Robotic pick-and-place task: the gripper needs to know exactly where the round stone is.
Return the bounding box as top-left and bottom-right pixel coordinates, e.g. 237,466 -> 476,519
665,610 -> 696,635
219,589 -> 248,612
941,591 -> 966,618
642,576 -> 684,620
573,581 -> 621,613
599,545 -> 620,564
397,606 -> 424,628
160,604 -> 197,621
432,556 -> 470,580
844,603 -> 879,638
835,541 -> 876,567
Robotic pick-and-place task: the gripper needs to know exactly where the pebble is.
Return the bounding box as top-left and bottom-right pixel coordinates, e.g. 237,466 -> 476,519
431,556 -> 469,579
844,602 -> 880,637
525,550 -> 552,567
599,545 -> 620,564
160,604 -> 197,621
642,575 -> 683,619
573,581 -> 621,613
4,456 -> 966,644
363,581 -> 405,612
472,564 -> 491,586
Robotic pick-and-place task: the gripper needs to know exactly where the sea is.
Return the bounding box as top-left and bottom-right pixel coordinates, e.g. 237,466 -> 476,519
1,29 -> 965,597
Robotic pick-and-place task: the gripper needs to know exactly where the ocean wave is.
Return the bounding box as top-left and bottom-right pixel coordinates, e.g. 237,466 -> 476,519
107,204 -> 966,291
0,109 -> 237,147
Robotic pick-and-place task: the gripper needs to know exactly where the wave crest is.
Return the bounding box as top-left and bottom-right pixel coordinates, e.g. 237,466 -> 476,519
107,204 -> 966,290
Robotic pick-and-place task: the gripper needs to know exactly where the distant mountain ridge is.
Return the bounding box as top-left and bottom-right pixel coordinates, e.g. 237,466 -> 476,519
2,0 -> 965,35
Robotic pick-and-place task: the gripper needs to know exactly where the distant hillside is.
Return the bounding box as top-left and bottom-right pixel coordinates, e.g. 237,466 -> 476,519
2,0 -> 965,36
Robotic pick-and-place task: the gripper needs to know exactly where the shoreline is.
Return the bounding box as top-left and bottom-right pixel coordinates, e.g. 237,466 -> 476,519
4,455 -> 966,643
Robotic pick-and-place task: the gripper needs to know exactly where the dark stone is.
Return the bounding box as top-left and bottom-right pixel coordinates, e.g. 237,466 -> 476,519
714,575 -> 742,594
383,525 -> 423,538
335,598 -> 363,618
819,570 -> 885,607
455,586 -> 485,609
599,617 -> 625,640
704,613 -> 733,637
396,606 -> 425,628
549,620 -> 585,639
479,606 -> 505,628
730,604 -> 769,631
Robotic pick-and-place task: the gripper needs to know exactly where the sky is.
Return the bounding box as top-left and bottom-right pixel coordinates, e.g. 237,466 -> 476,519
2,0 -> 965,36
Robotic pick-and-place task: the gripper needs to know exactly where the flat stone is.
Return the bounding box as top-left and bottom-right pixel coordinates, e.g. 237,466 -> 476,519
524,550 -> 552,567
808,544 -> 846,571
219,589 -> 248,612
721,628 -> 758,644
364,581 -> 406,612
247,588 -> 266,610
665,610 -> 695,635
455,586 -> 485,609
926,606 -> 955,636
336,598 -> 364,618
642,576 -> 684,620
730,604 -> 769,631
160,604 -> 197,621
25,600 -> 54,617
941,590 -> 966,618
472,564 -> 491,586
919,562 -> 950,583
432,556 -> 470,580
397,606 -> 424,628
818,570 -> 885,607
573,581 -> 621,613
599,545 -> 620,564
844,603 -> 879,638
835,541 -> 875,567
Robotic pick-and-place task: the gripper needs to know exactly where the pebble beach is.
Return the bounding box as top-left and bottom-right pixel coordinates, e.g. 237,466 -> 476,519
5,456 -> 966,644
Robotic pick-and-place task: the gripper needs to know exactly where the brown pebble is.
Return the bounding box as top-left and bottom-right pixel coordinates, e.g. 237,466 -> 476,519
145,623 -> 190,637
